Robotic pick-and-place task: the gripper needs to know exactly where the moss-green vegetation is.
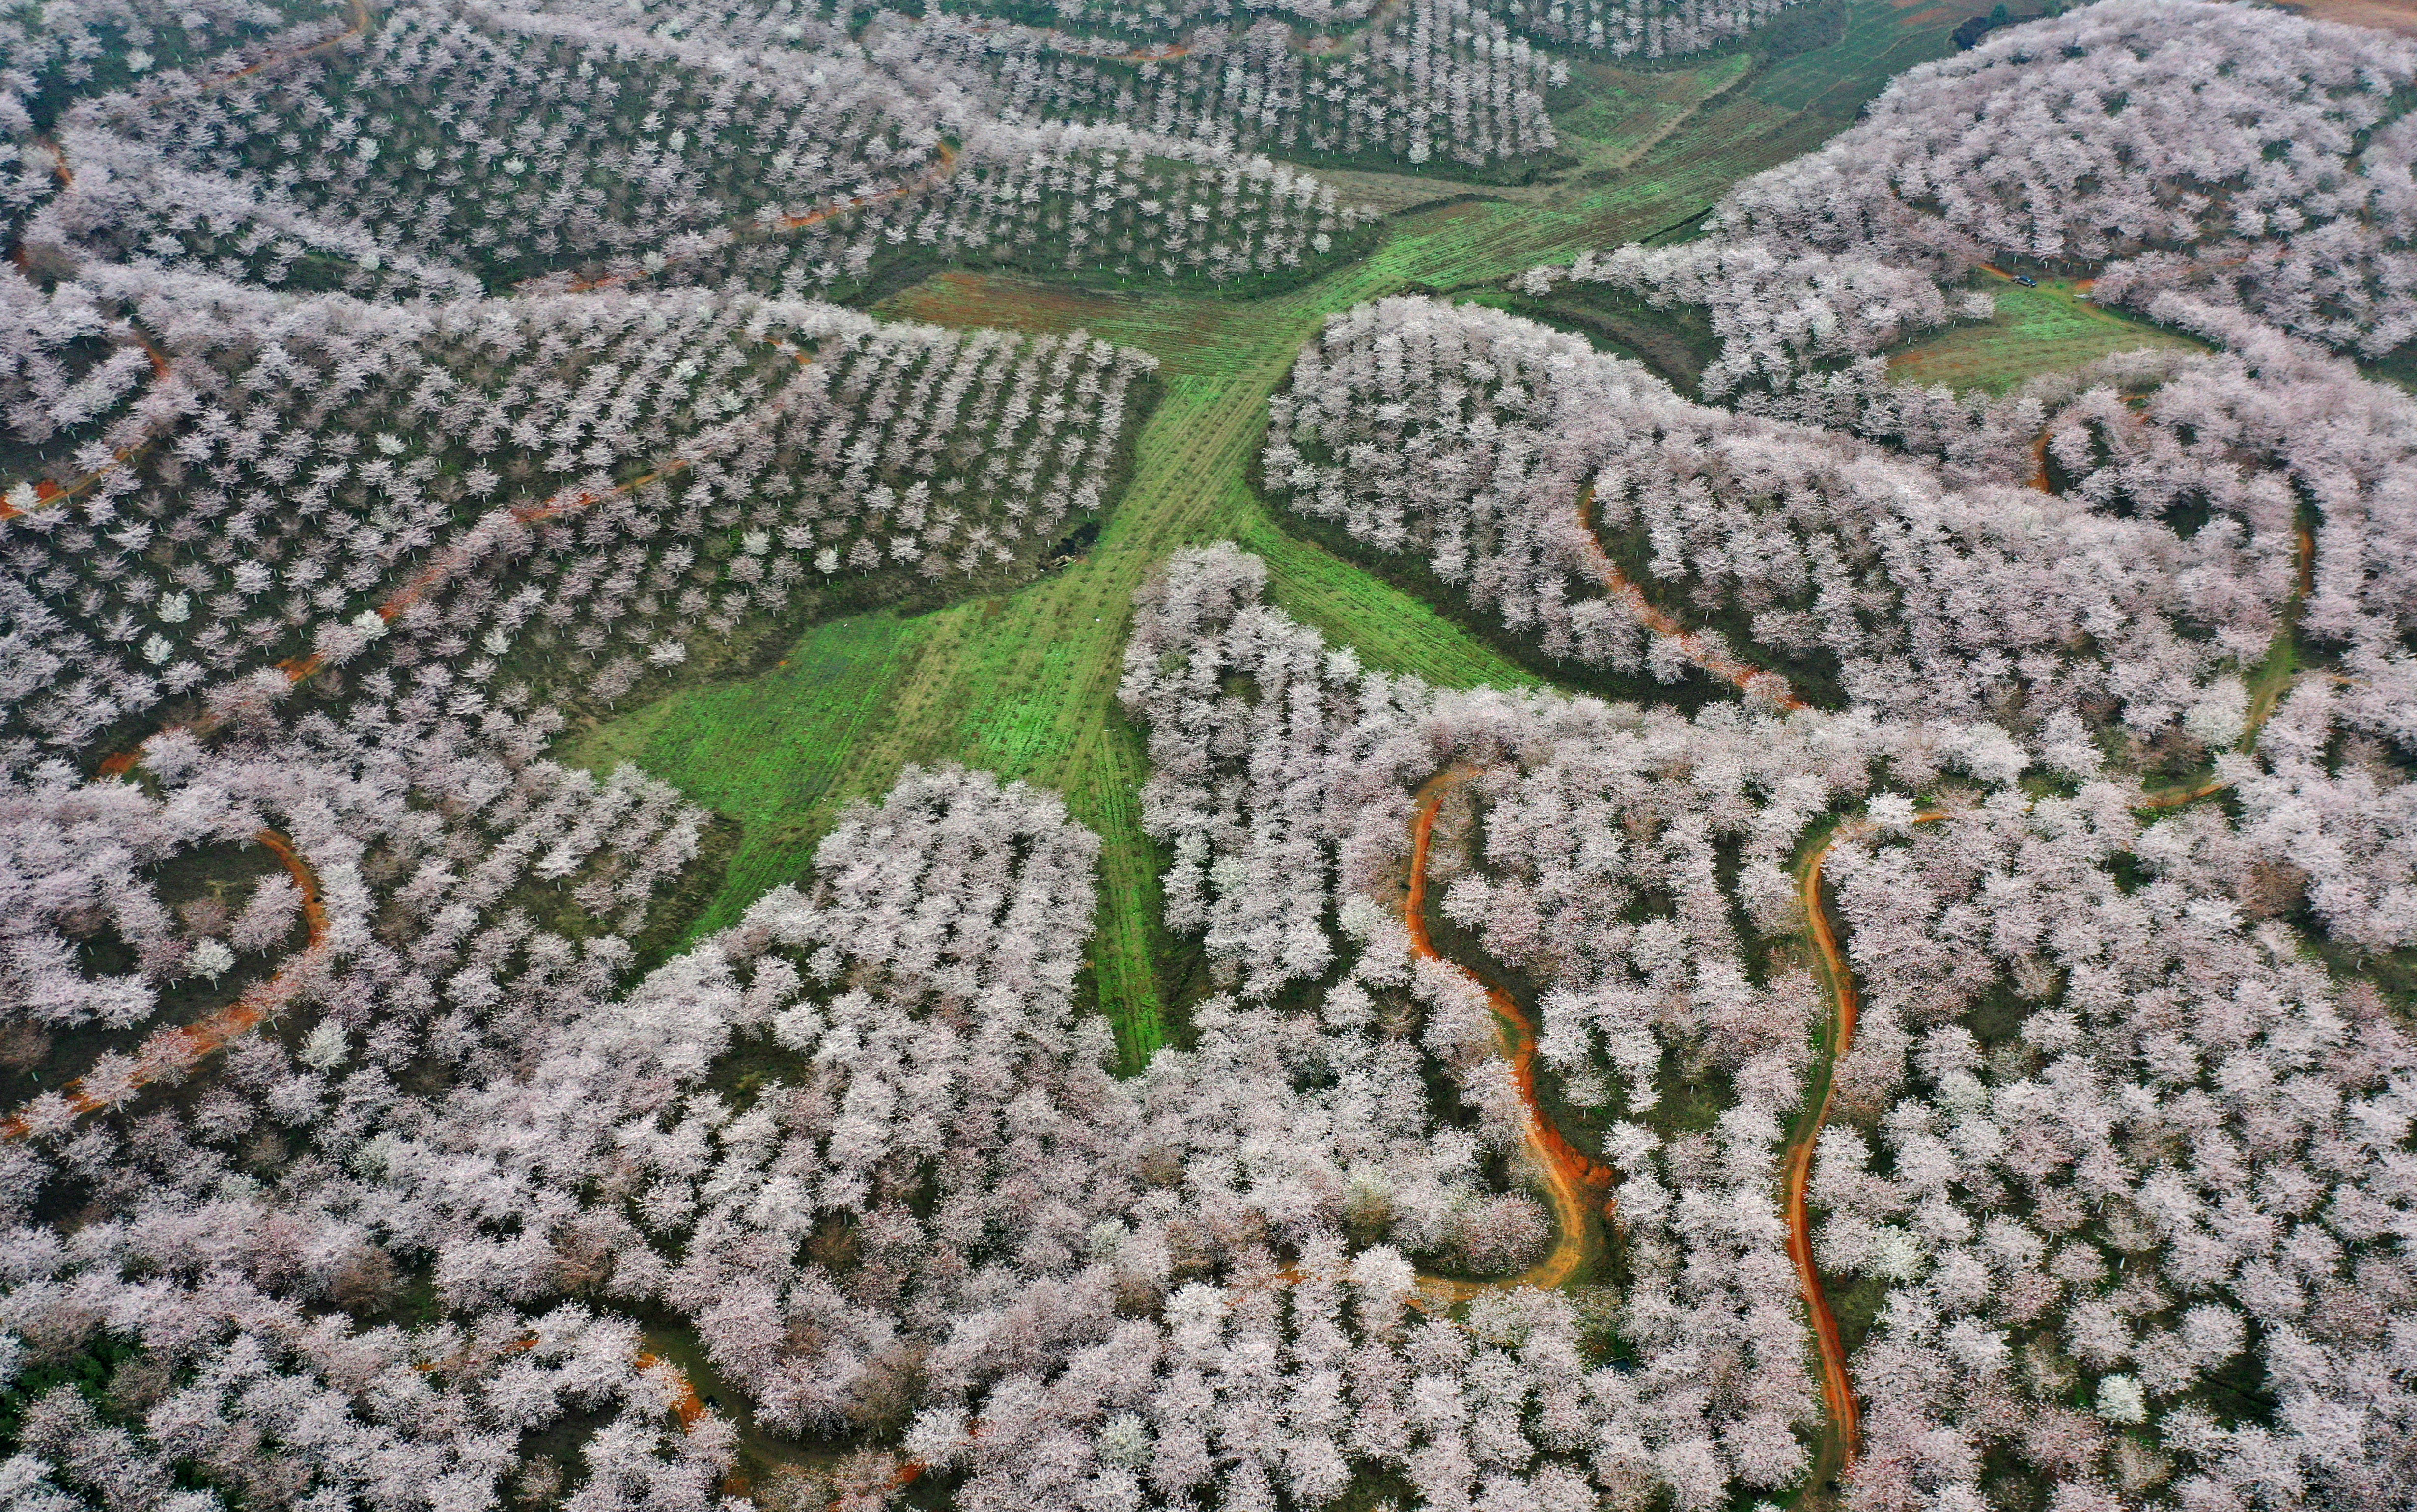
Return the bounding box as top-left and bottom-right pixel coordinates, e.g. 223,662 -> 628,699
558,611 -> 936,939
1889,274 -> 2203,393
1550,52 -> 1759,175
0,1331 -> 140,1446
1480,283 -> 1725,395
1236,514 -> 1544,691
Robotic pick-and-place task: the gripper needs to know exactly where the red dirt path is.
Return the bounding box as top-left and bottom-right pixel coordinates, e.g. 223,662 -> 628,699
1405,768 -> 1616,1301
0,827 -> 325,1140
93,346 -> 815,780
1787,827 -> 1876,1476
1574,485 -> 1808,710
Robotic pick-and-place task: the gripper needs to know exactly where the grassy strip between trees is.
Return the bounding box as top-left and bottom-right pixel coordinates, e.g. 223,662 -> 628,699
1888,273 -> 2203,393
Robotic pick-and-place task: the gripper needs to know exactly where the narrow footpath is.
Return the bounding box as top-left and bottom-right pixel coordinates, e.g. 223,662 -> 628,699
1404,766 -> 1617,1301
1574,485 -> 1807,709
1786,824 -> 1872,1487
1785,525 -> 2310,1485
0,827 -> 325,1140
94,343 -> 819,779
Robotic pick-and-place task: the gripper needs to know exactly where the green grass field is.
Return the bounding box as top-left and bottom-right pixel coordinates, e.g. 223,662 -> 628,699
560,612 -> 934,938
1237,513 -> 1546,691
1890,273 -> 2203,392
563,0 -> 1971,1068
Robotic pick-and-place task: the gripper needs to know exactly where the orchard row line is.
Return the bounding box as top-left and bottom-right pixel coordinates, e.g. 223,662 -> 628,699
89,341 -> 818,778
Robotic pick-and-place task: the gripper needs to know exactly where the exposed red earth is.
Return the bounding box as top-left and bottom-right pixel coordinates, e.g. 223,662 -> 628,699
1576,485 -> 1809,710
0,827 -> 325,1140
92,346 -> 817,778
1405,767 -> 1617,1301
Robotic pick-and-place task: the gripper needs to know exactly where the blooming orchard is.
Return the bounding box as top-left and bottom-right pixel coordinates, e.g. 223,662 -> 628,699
2,0 -> 2415,1506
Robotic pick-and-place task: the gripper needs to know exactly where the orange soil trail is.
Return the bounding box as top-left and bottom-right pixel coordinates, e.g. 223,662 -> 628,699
176,0 -> 373,97
1405,767 -> 1615,1303
962,21 -> 1189,59
1101,42 -> 1190,60
1574,485 -> 1808,710
1,436 -> 149,519
1291,0 -> 1408,56
341,451 -> 698,645
93,447 -> 686,772
1,328 -> 176,520
93,346 -> 815,778
416,1333 -> 538,1375
1793,712 -> 2281,1481
1786,830 -> 1869,1480
6,0 -> 368,517
0,828 -> 325,1140
871,762 -> 1659,1486
964,0 -> 1397,61
2137,778 -> 2229,810
629,1348 -> 750,1495
523,143 -> 961,296
634,1351 -> 712,1430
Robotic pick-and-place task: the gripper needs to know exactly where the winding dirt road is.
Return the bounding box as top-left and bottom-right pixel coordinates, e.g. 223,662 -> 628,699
0,827 -> 325,1140
964,0 -> 1404,62
92,342 -> 820,779
1770,504 -> 2314,1485
4,0 -> 370,520
871,763 -> 1629,1498
0,330 -> 173,521
1787,543 -> 2311,1485
178,0 -> 373,97
1564,471 -> 1870,1477
1404,766 -> 1617,1301
1787,736 -> 2290,1484
522,143 -> 963,296
1574,485 -> 1808,709
1785,824 -> 1874,1484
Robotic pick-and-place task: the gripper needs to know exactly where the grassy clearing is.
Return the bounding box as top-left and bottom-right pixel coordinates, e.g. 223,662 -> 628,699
1476,283 -> 1724,394
1552,52 -> 1759,176
1238,513 -> 1545,691
1889,274 -> 2203,392
558,612 -> 933,937
564,0 -> 1970,1068
1749,0 -> 1959,113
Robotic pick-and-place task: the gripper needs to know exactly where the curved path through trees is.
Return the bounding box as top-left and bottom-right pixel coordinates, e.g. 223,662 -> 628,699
6,0 -> 370,517
0,329 -> 173,520
521,143 -> 963,296
875,764 -> 1623,1500
93,342 -> 819,779
1404,765 -> 1617,1302
962,0 -> 1407,63
1785,820 -> 1874,1486
172,0 -> 374,99
0,826 -> 325,1140
1574,485 -> 1808,710
1785,514 -> 2313,1487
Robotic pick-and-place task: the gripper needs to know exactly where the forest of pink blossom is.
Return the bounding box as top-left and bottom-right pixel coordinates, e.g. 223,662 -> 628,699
2,0 -> 2415,1507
